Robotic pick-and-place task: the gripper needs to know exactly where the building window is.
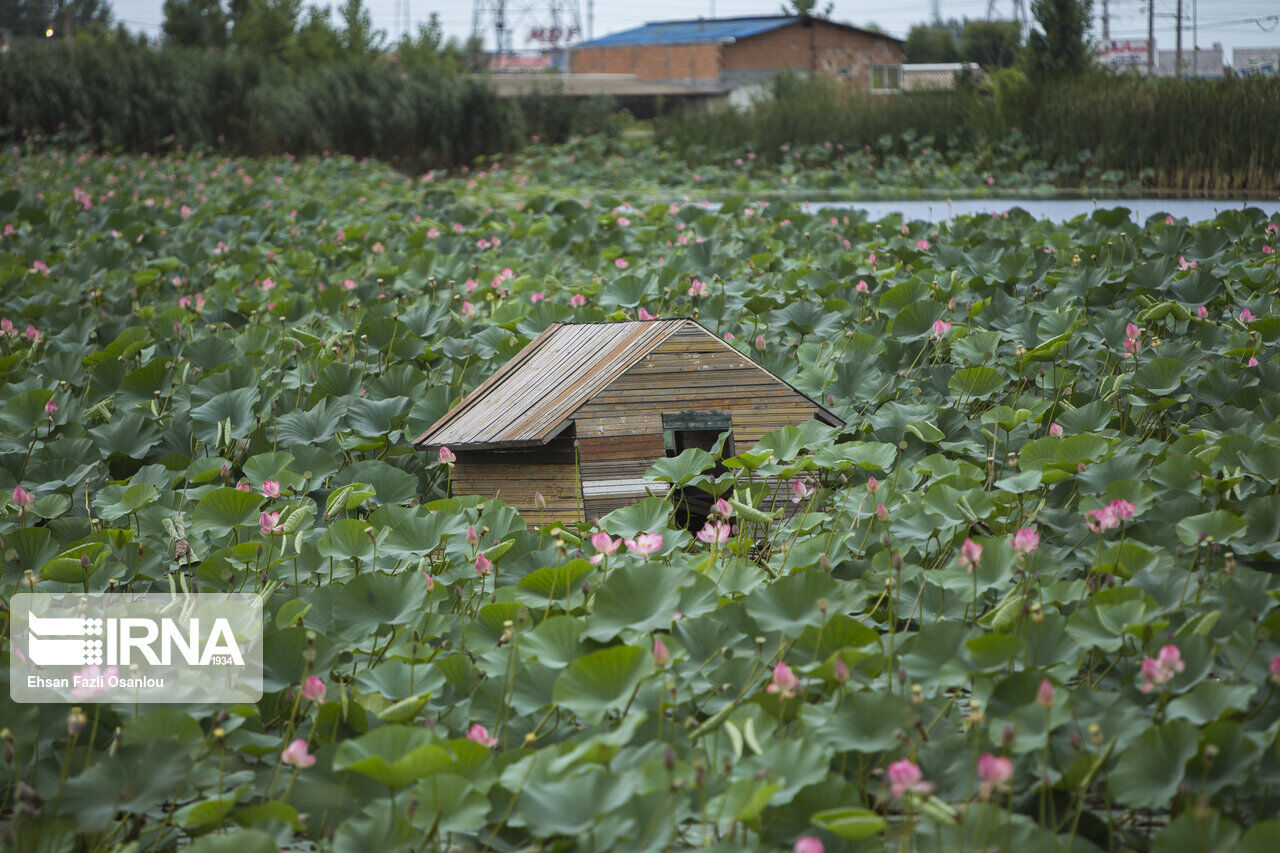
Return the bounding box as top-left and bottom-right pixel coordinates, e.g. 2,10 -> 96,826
870,65 -> 901,93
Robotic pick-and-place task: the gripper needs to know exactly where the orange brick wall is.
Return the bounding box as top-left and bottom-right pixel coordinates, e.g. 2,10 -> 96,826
570,21 -> 902,92
722,21 -> 903,90
570,43 -> 721,81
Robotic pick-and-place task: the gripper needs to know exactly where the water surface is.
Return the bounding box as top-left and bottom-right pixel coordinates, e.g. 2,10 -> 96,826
796,198 -> 1280,223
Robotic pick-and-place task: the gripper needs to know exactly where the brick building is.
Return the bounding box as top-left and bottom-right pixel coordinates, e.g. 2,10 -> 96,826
568,15 -> 904,94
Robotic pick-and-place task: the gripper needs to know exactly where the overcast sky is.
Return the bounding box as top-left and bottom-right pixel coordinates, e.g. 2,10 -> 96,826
109,0 -> 1280,62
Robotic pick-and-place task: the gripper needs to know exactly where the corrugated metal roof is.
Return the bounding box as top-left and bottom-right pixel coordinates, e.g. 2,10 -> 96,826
414,320 -> 685,449
573,16 -> 801,48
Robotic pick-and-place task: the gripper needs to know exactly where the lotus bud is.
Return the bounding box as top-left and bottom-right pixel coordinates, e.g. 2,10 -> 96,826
67,707 -> 86,737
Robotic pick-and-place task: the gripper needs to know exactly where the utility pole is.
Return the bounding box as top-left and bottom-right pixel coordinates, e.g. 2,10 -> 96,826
587,0 -> 593,40
931,0 -> 941,25
1147,0 -> 1155,74
1175,0 -> 1183,77
1102,0 -> 1109,43
1192,0 -> 1198,76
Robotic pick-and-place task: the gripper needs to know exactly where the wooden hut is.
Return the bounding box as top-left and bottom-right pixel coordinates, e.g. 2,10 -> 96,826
412,319 -> 843,524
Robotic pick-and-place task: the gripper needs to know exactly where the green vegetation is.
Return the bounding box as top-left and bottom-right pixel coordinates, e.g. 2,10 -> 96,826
2,147 -> 1280,851
0,40 -> 617,169
658,73 -> 1280,193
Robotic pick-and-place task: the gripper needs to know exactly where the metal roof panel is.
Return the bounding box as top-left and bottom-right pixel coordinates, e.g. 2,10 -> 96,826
573,16 -> 801,48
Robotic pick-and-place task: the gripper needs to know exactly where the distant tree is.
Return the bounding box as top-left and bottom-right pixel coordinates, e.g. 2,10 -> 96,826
394,14 -> 468,74
903,23 -> 959,63
0,0 -> 111,38
860,22 -> 887,34
286,5 -> 342,64
782,0 -> 834,17
960,19 -> 1022,68
1025,0 -> 1094,77
339,0 -> 380,56
161,0 -> 229,47
228,0 -> 300,56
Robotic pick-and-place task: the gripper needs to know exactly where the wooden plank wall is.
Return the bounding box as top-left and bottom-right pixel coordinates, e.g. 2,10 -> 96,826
451,431 -> 582,525
573,323 -> 823,522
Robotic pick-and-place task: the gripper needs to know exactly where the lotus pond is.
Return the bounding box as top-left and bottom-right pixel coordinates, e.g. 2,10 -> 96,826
3,146 -> 1280,852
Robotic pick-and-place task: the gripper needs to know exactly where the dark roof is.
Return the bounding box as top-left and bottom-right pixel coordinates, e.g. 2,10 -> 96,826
571,15 -> 902,50
413,318 -> 843,450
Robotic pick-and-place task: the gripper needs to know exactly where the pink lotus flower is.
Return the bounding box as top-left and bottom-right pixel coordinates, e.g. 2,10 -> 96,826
977,753 -> 1013,798
466,526 -> 479,546
832,658 -> 849,682
624,532 -> 663,558
687,279 -> 707,297
236,480 -> 252,493
259,512 -> 282,535
1110,499 -> 1136,520
1249,356 -> 1260,367
615,258 -> 629,269
887,758 -> 931,799
467,723 -> 498,747
638,307 -> 655,320
25,325 -> 41,342
45,400 -> 57,416
569,293 -> 586,308
1049,423 -> 1063,438
794,837 -> 824,853
915,240 -> 930,251
29,260 -> 50,275
461,301 -> 476,318
1140,644 -> 1185,693
866,475 -> 879,494
712,498 -> 733,518
530,292 -> 545,303
281,739 -> 316,768
696,520 -> 731,544
13,485 -> 34,509
1269,654 -> 1280,684
765,661 -> 799,699
475,553 -> 493,576
438,446 -> 456,466
1197,305 -> 1209,319
261,480 -> 281,498
589,530 -> 621,564
931,320 -> 951,339
342,279 -> 356,290
1086,504 -> 1118,533
69,664 -> 118,699
1036,678 -> 1056,708
959,538 -> 982,572
301,676 -> 326,703
653,637 -> 670,667
755,334 -> 767,351
1241,308 -> 1256,323
0,318 -> 13,336
426,227 -> 440,238
855,280 -> 869,294
261,278 -> 276,291
875,503 -> 889,523
1178,256 -> 1196,271
1010,527 -> 1039,554
422,571 -> 435,591
790,479 -> 815,504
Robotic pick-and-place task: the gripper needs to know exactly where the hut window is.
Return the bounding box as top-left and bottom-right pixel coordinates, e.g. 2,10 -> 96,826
662,411 -> 733,529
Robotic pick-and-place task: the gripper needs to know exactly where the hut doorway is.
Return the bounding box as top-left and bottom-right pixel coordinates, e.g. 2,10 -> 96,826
662,411 -> 733,531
